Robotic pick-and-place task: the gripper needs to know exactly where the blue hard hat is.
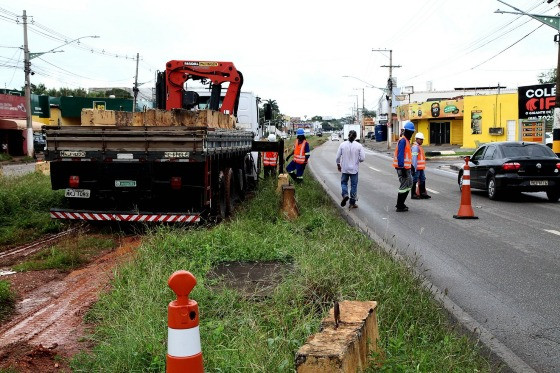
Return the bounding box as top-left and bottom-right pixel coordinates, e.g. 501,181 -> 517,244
296,128 -> 305,135
404,121 -> 415,131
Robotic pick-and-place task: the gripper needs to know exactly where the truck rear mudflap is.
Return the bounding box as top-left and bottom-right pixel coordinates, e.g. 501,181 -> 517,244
50,208 -> 201,223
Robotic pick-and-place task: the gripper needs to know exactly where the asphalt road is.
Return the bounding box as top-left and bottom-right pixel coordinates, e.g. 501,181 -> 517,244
309,140 -> 560,373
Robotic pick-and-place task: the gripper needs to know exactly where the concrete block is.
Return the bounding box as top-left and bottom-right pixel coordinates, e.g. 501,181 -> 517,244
295,301 -> 379,373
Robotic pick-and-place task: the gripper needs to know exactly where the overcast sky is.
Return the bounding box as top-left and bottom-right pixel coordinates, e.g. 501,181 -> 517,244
1,0 -> 558,119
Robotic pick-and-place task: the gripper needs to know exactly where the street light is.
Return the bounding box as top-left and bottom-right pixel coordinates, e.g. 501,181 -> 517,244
23,31 -> 100,157
343,75 -> 386,143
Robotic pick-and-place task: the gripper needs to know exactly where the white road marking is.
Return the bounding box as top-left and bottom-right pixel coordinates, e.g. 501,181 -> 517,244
544,229 -> 560,237
426,188 -> 440,194
369,166 -> 382,172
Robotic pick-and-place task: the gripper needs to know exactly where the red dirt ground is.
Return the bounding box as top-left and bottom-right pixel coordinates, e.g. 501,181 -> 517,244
0,235 -> 141,372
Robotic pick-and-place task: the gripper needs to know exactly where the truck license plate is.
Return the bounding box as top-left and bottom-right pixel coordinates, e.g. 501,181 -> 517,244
530,180 -> 548,186
60,150 -> 85,158
115,180 -> 137,187
65,188 -> 90,198
164,151 -> 190,158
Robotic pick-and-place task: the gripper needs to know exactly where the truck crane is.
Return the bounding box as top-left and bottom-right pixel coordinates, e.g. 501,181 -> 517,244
44,60 -> 283,223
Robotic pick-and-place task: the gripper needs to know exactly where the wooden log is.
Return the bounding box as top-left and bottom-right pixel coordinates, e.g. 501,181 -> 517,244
281,185 -> 299,220
295,301 -> 379,373
80,108 -> 237,128
277,173 -> 289,193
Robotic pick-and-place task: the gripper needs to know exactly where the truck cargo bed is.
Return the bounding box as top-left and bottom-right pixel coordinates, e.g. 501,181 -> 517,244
44,126 -> 253,158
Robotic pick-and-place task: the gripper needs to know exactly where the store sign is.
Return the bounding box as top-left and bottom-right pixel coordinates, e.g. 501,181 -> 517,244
518,83 -> 555,119
0,94 -> 27,119
400,99 -> 463,120
31,94 -> 50,118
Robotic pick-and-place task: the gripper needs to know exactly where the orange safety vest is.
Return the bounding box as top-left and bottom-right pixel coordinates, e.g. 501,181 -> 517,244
293,140 -> 308,164
392,137 -> 412,169
416,144 -> 426,170
262,151 -> 278,166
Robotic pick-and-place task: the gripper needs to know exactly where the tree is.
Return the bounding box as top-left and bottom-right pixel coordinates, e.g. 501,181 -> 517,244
538,68 -> 556,84
104,88 -> 132,98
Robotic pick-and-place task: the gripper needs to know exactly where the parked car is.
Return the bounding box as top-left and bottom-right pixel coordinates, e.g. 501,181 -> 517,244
33,133 -> 46,153
545,132 -> 552,148
457,141 -> 560,201
330,134 -> 340,141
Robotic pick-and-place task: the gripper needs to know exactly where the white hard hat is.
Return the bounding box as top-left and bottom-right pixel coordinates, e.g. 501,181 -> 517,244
415,132 -> 424,140
267,134 -> 277,142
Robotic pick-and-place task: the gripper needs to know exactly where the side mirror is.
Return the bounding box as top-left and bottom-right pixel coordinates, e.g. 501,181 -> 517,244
264,103 -> 272,121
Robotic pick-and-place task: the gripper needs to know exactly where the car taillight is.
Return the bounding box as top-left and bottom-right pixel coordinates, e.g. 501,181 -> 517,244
171,177 -> 182,190
502,162 -> 521,171
556,163 -> 560,170
69,176 -> 80,188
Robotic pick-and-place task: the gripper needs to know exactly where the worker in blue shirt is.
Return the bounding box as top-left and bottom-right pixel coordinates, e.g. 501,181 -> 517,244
286,128 -> 310,183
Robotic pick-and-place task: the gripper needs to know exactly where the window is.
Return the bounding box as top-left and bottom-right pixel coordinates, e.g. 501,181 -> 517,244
483,146 -> 496,160
501,144 -> 554,158
471,146 -> 486,161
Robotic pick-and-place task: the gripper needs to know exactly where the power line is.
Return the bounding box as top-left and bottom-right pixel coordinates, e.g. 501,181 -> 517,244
470,23 -> 545,70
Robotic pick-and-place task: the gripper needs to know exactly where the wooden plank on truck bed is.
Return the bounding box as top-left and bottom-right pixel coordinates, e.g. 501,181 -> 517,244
81,108 -> 236,128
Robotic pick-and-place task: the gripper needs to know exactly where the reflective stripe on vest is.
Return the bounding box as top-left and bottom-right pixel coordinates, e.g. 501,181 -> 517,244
263,151 -> 278,166
416,145 -> 426,170
294,140 -> 307,164
392,137 -> 412,169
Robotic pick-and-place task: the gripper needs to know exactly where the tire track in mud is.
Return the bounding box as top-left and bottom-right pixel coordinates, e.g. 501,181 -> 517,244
0,236 -> 142,355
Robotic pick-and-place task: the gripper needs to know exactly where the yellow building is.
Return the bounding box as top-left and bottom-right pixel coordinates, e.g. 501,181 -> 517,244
396,92 -> 519,148
462,93 -> 518,148
396,98 -> 464,146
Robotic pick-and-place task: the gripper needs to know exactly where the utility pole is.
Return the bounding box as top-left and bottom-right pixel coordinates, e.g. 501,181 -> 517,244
22,10 -> 34,158
132,52 -> 139,112
373,49 -> 401,149
496,0 -> 560,155
362,87 -> 365,140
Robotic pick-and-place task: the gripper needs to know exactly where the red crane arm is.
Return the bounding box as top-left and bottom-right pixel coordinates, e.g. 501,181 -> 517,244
165,60 -> 243,114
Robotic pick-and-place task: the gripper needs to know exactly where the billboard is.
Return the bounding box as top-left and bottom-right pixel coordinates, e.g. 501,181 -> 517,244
0,94 -> 27,119
397,99 -> 463,121
518,83 -> 555,120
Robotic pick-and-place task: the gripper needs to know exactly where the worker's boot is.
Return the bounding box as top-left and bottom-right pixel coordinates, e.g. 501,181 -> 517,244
420,182 -> 431,199
411,182 -> 420,199
395,192 -> 409,212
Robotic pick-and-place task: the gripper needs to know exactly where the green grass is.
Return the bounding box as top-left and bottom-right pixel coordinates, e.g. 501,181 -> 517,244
0,153 -> 12,162
0,172 -> 65,246
0,279 -> 16,322
71,167 -> 495,372
13,236 -> 116,272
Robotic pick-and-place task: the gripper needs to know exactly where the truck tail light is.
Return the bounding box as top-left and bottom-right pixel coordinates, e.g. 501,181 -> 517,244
171,177 -> 182,190
502,162 -> 520,171
69,176 -> 80,188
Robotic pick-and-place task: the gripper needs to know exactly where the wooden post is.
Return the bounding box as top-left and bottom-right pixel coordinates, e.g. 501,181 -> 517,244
281,185 -> 299,220
276,173 -> 289,193
295,301 -> 379,372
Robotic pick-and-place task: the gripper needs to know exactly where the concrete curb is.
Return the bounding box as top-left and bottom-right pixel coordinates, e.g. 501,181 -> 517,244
307,162 -> 536,373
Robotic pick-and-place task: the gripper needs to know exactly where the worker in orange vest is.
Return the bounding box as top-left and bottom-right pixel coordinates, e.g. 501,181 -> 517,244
392,121 -> 415,212
411,132 -> 431,199
286,128 -> 310,183
262,134 -> 279,178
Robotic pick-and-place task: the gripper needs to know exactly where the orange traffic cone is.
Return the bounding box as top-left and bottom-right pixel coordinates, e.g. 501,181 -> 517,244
166,270 -> 204,373
453,156 -> 478,219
